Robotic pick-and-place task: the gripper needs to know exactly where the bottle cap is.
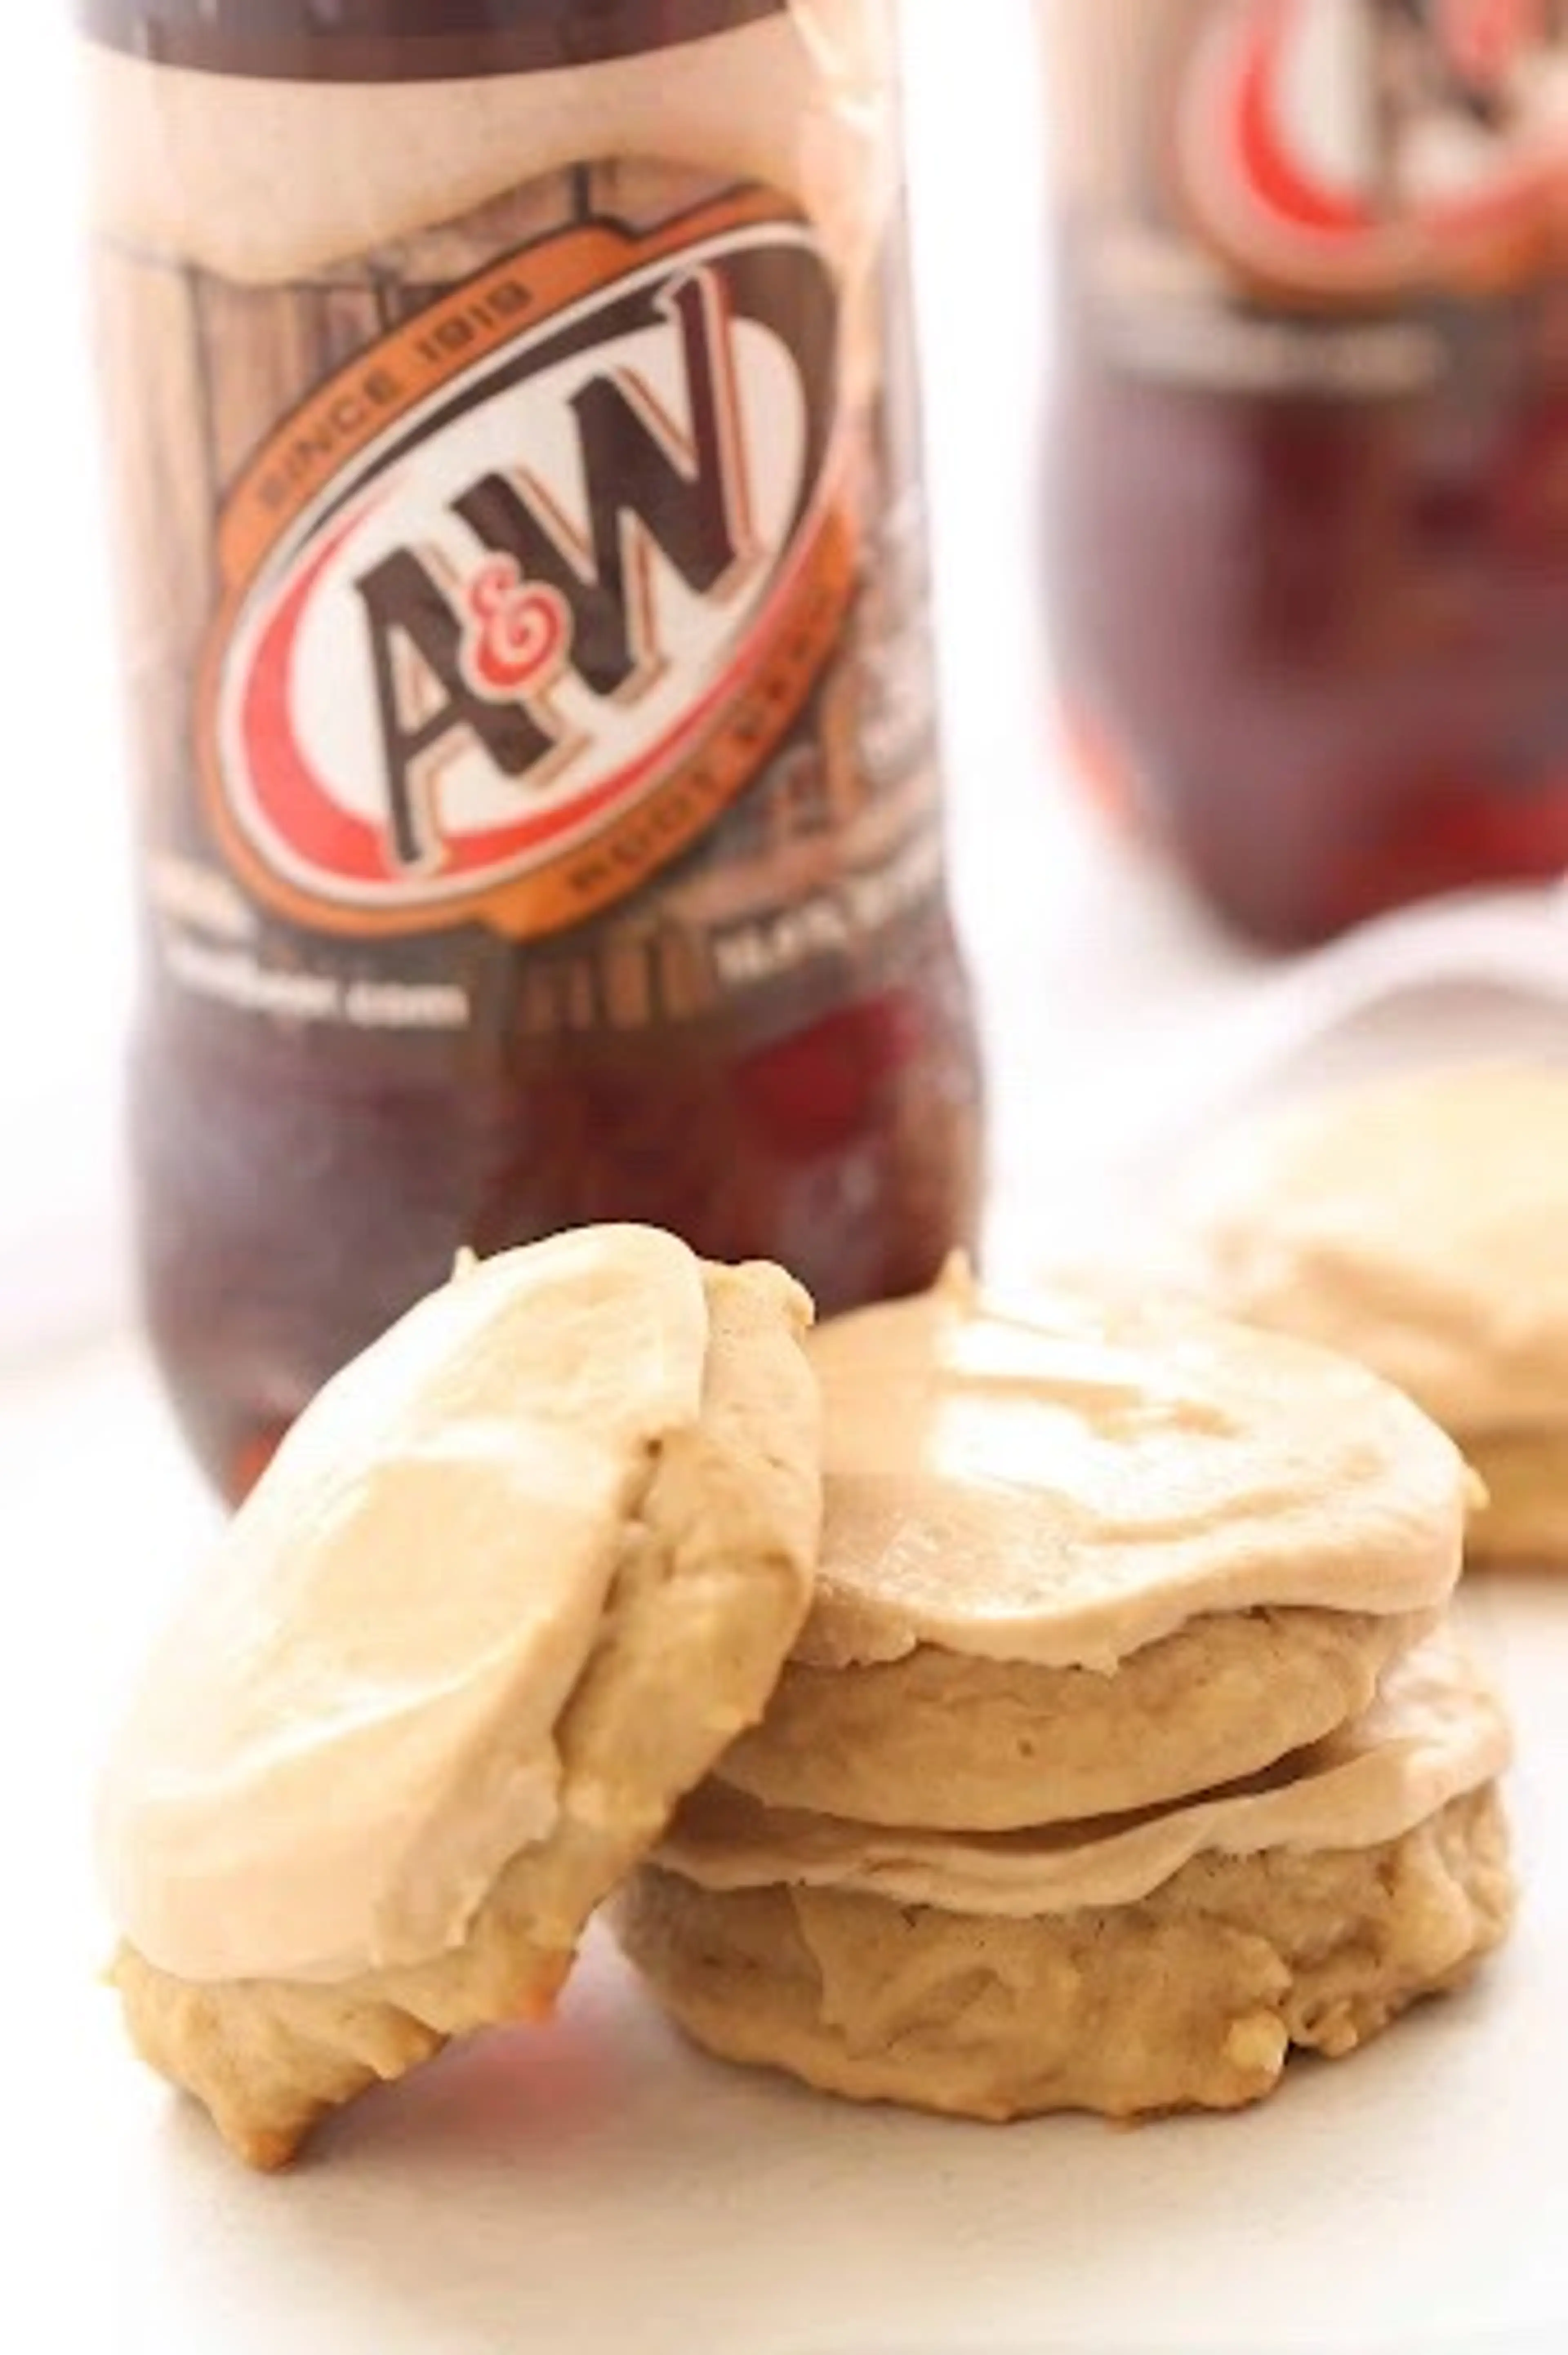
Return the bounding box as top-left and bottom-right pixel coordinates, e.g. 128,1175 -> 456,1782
78,0 -> 784,83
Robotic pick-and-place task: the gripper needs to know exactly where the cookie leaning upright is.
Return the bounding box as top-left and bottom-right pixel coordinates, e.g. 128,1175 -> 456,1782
98,1226 -> 820,2169
1178,1063 -> 1568,1564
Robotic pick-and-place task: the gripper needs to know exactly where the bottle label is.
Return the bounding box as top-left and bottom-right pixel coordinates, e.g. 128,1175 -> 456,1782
201,190 -> 853,941
1048,0 -> 1568,395
93,31 -> 945,1048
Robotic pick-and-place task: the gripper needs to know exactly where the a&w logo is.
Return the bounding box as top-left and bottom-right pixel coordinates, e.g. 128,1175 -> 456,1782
1174,0 -> 1568,301
200,190 -> 853,938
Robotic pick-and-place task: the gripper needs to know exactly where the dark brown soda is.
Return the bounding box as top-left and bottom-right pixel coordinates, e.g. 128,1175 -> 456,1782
1050,334 -> 1568,948
134,914 -> 981,1503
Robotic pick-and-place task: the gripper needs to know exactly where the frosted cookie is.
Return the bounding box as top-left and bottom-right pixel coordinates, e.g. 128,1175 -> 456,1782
622,1637 -> 1515,2121
1180,1064 -> 1568,1564
715,1262 -> 1465,1829
100,1227 -> 820,2168
713,1606 -> 1429,1831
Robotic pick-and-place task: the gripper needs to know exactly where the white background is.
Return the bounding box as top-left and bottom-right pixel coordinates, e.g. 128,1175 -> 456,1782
0,7 -> 134,1361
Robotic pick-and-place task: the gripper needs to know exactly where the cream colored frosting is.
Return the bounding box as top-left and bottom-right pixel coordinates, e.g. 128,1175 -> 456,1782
1184,1063 -> 1568,1438
99,1226 -> 715,1985
799,1260 -> 1468,1674
659,1631 -> 1511,1917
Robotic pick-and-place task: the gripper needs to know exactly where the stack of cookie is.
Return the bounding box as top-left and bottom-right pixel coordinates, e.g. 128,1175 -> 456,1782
618,1263 -> 1516,2121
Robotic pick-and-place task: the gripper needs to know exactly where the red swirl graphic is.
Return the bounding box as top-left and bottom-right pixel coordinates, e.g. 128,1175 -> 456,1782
460,556 -> 572,699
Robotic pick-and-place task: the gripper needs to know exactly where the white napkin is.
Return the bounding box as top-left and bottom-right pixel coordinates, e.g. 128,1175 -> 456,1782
987,883 -> 1568,1284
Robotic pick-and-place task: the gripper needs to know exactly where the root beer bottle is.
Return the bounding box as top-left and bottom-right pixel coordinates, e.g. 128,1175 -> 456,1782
82,0 -> 982,1499
1044,0 -> 1568,947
